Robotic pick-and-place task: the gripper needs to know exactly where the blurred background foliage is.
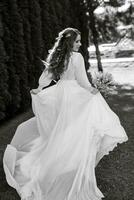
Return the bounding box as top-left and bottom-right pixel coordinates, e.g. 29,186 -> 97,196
89,0 -> 134,43
0,0 -> 133,122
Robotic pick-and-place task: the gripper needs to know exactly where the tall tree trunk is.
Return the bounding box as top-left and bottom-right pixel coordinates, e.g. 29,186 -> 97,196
87,1 -> 103,72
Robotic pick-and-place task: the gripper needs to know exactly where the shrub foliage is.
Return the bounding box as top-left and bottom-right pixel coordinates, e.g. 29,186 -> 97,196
0,0 -> 89,122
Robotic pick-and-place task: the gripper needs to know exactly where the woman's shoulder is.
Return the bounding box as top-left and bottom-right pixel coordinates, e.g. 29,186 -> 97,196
71,52 -> 83,59
71,52 -> 84,63
72,51 -> 82,56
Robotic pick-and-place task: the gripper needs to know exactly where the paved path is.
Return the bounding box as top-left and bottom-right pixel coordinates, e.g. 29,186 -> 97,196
89,57 -> 134,64
89,59 -> 134,86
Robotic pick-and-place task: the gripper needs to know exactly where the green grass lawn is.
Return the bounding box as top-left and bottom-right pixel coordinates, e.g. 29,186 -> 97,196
0,85 -> 134,200
96,85 -> 134,200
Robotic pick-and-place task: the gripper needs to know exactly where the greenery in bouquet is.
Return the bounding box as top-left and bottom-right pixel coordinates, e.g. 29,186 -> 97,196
91,71 -> 118,97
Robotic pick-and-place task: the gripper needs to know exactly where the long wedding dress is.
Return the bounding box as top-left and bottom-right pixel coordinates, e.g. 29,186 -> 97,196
3,52 -> 128,200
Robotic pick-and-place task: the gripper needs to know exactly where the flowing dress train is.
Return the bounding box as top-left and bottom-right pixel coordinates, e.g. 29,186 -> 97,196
3,52 -> 128,200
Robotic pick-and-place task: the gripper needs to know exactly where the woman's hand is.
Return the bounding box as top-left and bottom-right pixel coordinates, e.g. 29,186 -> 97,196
90,87 -> 99,95
30,88 -> 40,95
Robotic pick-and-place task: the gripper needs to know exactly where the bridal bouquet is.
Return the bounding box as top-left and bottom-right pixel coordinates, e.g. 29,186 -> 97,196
91,71 -> 117,96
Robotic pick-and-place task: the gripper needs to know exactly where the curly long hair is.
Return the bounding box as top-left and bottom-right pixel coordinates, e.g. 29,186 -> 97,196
43,28 -> 81,80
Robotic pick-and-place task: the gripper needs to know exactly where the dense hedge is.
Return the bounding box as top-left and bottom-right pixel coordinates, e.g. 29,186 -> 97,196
0,0 -> 89,122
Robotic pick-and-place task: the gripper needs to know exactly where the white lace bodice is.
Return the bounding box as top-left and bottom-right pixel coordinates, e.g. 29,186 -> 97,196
38,52 -> 91,91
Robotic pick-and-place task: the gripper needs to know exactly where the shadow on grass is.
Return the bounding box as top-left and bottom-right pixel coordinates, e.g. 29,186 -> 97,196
0,84 -> 134,199
96,83 -> 134,200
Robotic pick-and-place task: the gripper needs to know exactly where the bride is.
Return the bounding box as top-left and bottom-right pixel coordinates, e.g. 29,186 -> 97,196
3,27 -> 128,200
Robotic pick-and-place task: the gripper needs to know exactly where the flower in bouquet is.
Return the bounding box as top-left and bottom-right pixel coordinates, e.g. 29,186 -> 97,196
91,71 -> 117,96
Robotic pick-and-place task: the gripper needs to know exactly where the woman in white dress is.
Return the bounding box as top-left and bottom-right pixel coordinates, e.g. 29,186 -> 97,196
3,27 -> 128,200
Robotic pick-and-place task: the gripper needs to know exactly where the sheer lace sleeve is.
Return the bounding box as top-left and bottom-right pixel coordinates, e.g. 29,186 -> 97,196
38,69 -> 52,91
73,52 -> 92,90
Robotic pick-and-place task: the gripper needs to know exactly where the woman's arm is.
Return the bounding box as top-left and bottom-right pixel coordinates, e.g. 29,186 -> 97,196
38,69 -> 52,90
73,52 -> 98,94
31,69 -> 52,94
